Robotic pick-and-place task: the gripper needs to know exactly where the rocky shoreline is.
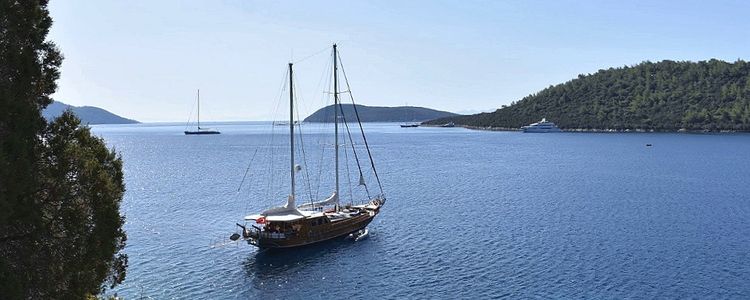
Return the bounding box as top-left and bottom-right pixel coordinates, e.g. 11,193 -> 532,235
422,124 -> 744,133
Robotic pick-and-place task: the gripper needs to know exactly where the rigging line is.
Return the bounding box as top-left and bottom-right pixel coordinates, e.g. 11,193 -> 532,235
242,67 -> 289,216
337,53 -> 384,195
337,100 -> 371,198
312,51 -> 334,201
297,127 -> 315,207
315,52 -> 333,109
342,132 -> 354,205
292,71 -> 315,206
267,72 -> 284,200
185,95 -> 196,131
241,149 -> 259,217
313,53 -> 332,126
237,148 -> 259,192
266,68 -> 290,204
292,45 -> 331,65
314,143 -> 326,202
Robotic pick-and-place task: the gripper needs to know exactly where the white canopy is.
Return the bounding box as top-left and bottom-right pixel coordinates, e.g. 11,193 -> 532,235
243,193 -> 338,223
244,213 -> 304,222
245,209 -> 323,222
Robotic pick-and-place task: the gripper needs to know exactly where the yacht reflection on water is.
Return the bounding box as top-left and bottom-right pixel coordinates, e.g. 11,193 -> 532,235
242,235 -> 374,289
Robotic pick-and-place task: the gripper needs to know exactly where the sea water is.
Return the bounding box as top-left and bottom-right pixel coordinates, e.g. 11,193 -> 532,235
96,123 -> 750,299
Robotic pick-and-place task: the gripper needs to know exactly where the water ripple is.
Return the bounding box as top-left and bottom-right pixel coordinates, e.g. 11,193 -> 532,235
90,124 -> 750,299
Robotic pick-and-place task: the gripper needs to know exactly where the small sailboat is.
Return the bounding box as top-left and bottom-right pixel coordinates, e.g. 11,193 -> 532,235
184,89 -> 220,135
233,44 -> 385,249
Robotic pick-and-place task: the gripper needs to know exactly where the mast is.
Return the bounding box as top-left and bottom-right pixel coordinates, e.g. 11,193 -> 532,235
197,89 -> 200,129
333,44 -> 340,208
289,63 -> 295,199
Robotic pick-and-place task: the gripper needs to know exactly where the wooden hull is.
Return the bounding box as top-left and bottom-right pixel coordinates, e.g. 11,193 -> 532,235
249,210 -> 377,249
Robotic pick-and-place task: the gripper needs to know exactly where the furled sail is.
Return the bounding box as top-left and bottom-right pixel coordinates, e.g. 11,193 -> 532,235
297,192 -> 339,210
261,195 -> 302,215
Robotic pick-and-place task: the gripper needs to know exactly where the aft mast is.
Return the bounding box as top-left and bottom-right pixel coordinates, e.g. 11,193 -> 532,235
289,63 -> 296,201
333,44 -> 340,211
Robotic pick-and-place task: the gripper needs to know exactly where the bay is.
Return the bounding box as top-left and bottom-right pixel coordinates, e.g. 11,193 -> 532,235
95,122 -> 750,299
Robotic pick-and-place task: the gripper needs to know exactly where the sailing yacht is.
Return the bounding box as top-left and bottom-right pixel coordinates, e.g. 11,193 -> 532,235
184,89 -> 220,135
232,44 -> 386,249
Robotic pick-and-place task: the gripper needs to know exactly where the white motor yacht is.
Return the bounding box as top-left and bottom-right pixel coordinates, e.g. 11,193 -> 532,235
521,118 -> 561,133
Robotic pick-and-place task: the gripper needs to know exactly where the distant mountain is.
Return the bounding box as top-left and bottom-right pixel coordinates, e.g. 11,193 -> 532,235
43,101 -> 139,124
304,104 -> 459,123
426,59 -> 750,131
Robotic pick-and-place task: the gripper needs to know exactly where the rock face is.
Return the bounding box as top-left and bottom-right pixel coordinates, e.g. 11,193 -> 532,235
43,101 -> 139,124
304,104 -> 459,123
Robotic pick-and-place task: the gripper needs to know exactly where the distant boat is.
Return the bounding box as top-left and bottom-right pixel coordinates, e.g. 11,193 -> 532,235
440,122 -> 455,127
400,102 -> 420,128
184,89 -> 220,135
521,118 -> 561,133
274,121 -> 300,126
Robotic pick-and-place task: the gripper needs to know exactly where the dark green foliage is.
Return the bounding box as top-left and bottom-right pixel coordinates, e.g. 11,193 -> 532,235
0,0 -> 62,238
426,60 -> 750,131
40,111 -> 128,296
304,104 -> 458,122
1,1 -> 127,298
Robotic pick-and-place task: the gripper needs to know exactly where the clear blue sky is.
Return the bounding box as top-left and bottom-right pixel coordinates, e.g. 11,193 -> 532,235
48,0 -> 750,122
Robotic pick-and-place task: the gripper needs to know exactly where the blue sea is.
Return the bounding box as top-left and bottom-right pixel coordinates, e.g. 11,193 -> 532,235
94,122 -> 750,299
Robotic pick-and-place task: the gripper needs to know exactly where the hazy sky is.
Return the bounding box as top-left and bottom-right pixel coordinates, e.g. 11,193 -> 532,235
48,0 -> 750,122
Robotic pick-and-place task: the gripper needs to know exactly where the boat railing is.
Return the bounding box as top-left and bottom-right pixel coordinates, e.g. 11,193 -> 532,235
260,232 -> 288,239
349,194 -> 385,206
245,227 -> 299,240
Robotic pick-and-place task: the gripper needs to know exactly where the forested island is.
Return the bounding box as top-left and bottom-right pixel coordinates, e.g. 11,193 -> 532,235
426,59 -> 750,131
305,104 -> 458,123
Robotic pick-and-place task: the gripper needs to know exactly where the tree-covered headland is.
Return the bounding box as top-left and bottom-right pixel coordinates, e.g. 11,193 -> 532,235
427,59 -> 750,131
1,1 -> 128,298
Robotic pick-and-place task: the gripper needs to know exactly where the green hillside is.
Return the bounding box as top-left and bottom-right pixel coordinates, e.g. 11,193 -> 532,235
304,104 -> 458,123
426,59 -> 750,131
